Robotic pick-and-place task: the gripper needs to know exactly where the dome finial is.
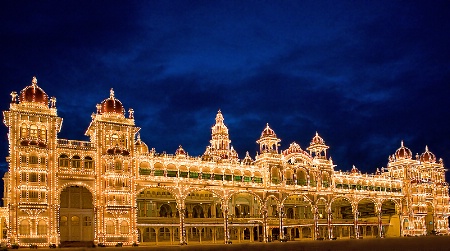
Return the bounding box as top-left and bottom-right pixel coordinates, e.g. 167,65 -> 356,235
425,145 -> 429,151
110,88 -> 115,98
401,140 -> 404,147
32,76 -> 37,86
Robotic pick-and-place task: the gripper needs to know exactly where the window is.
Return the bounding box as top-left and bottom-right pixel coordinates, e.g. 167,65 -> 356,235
71,216 -> 80,226
29,191 -> 38,199
83,216 -> 92,226
72,155 -> 81,168
20,124 -> 28,138
84,156 -> 94,169
37,220 -> 47,235
20,220 -> 30,235
40,173 -> 46,182
60,216 -> 68,226
40,157 -> 46,166
39,126 -> 46,141
29,155 -> 38,165
59,154 -> 69,167
114,161 -> 122,171
106,220 -> 115,234
120,221 -> 129,234
29,173 -> 38,182
30,124 -> 38,139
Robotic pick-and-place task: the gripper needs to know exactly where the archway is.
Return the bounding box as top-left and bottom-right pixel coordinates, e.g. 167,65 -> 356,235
59,186 -> 94,242
185,190 -> 222,243
330,197 -> 352,238
357,198 -> 377,238
425,203 -> 434,235
381,199 -> 400,237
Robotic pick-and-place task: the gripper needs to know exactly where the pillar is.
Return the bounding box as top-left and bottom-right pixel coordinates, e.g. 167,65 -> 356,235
223,207 -> 230,244
262,208 -> 268,242
327,210 -> 333,239
177,203 -> 186,245
354,210 -> 359,238
313,207 -> 319,239
279,205 -> 284,240
377,211 -> 382,238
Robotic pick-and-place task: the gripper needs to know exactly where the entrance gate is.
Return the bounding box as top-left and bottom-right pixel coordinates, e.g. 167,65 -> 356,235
59,186 -> 94,242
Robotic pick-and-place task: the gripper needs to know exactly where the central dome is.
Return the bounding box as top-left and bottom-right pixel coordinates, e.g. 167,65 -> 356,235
100,88 -> 124,115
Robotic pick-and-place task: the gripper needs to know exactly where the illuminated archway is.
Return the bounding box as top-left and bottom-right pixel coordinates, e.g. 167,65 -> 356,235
59,186 -> 94,242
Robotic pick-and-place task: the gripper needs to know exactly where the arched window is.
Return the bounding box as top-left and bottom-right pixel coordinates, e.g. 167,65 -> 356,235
71,216 -> 80,226
20,124 -> 28,138
106,220 -> 115,234
84,156 -> 94,169
72,155 -> 81,168
59,154 -> 69,168
120,221 -> 129,234
37,220 -> 47,235
159,204 -> 172,217
30,124 -> 38,139
39,125 -> 46,141
60,216 -> 68,226
20,220 -> 30,235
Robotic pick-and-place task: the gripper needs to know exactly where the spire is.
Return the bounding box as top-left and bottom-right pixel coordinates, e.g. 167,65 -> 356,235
110,88 -> 115,98
31,76 -> 37,86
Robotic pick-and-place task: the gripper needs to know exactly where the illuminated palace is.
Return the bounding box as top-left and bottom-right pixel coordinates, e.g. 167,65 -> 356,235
1,77 -> 449,246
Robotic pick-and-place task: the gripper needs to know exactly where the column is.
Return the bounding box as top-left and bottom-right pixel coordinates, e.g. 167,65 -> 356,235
327,210 -> 333,239
377,211 -> 382,238
177,203 -> 187,245
262,208 -> 268,242
279,205 -> 284,240
223,206 -> 230,244
313,207 -> 319,239
354,210 -> 359,239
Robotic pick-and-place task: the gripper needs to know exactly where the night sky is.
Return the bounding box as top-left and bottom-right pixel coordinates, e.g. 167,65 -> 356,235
1,1 -> 450,178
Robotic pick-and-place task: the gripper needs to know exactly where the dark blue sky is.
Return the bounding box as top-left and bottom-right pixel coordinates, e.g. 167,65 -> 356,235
1,1 -> 450,176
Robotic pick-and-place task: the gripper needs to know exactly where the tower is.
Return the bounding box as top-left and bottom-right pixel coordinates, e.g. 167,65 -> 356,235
85,88 -> 139,244
204,110 -> 238,161
3,77 -> 62,245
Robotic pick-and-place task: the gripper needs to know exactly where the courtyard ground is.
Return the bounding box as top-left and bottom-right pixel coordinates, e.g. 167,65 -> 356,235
29,236 -> 450,251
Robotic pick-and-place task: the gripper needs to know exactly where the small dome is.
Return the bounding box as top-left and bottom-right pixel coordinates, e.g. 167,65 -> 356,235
351,165 -> 359,174
100,88 -> 124,115
242,151 -> 253,165
175,145 -> 187,156
282,142 -> 303,155
135,134 -> 149,154
229,146 -> 239,159
19,76 -> 49,105
420,146 -> 436,163
311,132 -> 325,145
260,123 -> 277,138
395,141 -> 412,160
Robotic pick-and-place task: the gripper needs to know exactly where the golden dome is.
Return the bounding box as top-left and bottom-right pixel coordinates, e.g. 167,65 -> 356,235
19,76 -> 48,106
100,88 -> 124,115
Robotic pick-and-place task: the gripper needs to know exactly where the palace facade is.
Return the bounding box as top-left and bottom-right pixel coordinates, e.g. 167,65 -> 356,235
1,77 -> 449,246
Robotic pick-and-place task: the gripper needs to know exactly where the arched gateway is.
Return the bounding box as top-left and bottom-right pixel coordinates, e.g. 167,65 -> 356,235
59,186 -> 94,242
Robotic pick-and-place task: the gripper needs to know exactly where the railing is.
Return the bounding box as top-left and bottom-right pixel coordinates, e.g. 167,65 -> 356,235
57,139 -> 94,149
